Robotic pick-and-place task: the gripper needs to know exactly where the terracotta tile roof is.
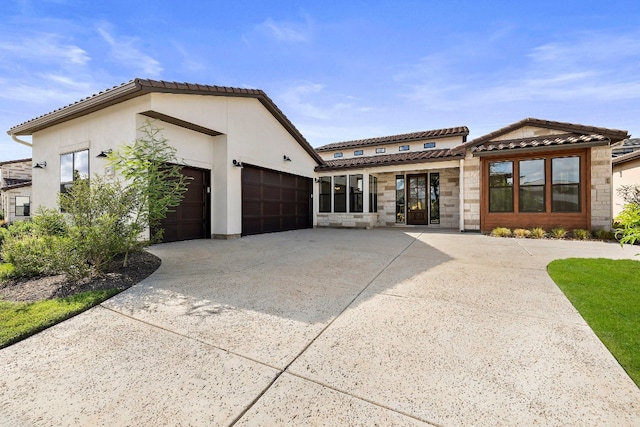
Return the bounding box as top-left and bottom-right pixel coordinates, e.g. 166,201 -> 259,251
315,148 -> 462,171
612,148 -> 640,165
469,133 -> 609,154
316,126 -> 469,151
7,78 -> 324,164
464,118 -> 629,151
1,178 -> 32,191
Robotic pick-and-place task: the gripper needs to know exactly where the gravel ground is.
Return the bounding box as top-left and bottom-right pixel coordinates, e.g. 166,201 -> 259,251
0,251 -> 161,303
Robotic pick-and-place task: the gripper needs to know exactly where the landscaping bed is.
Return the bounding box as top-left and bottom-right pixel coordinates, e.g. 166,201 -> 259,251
0,250 -> 160,303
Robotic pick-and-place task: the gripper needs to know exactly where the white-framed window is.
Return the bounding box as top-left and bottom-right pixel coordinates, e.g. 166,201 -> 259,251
15,196 -> 30,217
424,142 -> 436,149
354,150 -> 364,156
334,152 -> 343,158
399,145 -> 410,151
60,149 -> 89,194
376,147 -> 386,154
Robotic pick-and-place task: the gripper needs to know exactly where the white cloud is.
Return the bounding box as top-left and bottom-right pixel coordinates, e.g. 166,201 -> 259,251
97,27 -> 162,77
0,33 -> 90,66
280,82 -> 331,120
259,17 -> 311,43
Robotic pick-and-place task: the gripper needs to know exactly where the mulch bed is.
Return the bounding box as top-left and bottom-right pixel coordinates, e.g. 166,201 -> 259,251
0,251 -> 161,303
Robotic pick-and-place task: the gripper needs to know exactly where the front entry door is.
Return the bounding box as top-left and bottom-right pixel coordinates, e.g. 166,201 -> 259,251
407,174 -> 428,225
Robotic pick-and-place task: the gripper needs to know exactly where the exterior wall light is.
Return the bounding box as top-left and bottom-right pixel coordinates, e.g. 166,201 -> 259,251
33,161 -> 47,169
96,149 -> 113,158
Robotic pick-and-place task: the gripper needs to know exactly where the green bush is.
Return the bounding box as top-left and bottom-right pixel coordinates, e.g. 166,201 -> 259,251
490,227 -> 512,237
1,234 -> 88,279
550,227 -> 567,239
513,228 -> 531,238
530,227 -> 546,239
573,229 -> 592,240
32,207 -> 68,237
594,229 -> 616,241
615,202 -> 640,246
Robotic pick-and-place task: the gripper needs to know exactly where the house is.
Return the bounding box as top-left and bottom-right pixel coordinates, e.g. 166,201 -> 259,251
612,138 -> 640,158
314,127 -> 469,229
6,78 -> 630,240
7,79 -> 324,241
316,118 -> 629,233
0,158 -> 32,224
612,149 -> 640,218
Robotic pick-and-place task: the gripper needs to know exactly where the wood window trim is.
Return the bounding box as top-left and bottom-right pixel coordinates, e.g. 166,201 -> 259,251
480,148 -> 591,231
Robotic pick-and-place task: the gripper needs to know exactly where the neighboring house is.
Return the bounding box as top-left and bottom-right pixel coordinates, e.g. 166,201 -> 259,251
612,150 -> 640,218
6,79 -> 631,240
0,158 -> 32,224
612,138 -> 640,158
7,79 -> 323,241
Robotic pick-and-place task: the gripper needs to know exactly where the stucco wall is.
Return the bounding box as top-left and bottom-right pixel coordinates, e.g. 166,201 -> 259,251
590,145 -> 613,230
30,93 -> 320,239
612,156 -> 640,218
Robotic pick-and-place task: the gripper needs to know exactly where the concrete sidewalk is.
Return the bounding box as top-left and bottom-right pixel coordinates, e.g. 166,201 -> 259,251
1,229 -> 639,426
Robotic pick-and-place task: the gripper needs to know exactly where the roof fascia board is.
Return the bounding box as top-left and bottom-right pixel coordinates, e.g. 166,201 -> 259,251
139,111 -> 223,136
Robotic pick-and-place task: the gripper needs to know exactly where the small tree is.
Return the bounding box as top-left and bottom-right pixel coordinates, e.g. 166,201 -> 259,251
109,121 -> 191,249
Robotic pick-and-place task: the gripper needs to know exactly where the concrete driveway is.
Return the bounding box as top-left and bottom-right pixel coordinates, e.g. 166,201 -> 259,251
2,229 -> 639,426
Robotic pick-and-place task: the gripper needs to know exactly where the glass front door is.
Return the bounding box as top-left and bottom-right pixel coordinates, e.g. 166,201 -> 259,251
407,174 -> 428,225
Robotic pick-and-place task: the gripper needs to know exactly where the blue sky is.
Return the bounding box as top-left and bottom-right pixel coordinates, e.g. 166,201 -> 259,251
1,0 -> 639,161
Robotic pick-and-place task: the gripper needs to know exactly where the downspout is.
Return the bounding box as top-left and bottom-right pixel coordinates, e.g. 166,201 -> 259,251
459,158 -> 465,231
10,134 -> 32,147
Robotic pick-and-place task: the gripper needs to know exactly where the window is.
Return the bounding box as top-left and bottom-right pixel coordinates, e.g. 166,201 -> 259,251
369,176 -> 378,213
424,142 -> 436,149
349,174 -> 363,212
334,152 -> 343,158
334,175 -> 347,212
354,150 -> 364,156
396,175 -> 405,223
319,176 -> 331,212
487,154 -> 582,215
15,196 -> 30,217
552,157 -> 580,212
375,147 -> 386,154
429,173 -> 440,224
519,159 -> 545,212
399,145 -> 410,151
60,150 -> 89,194
489,161 -> 513,212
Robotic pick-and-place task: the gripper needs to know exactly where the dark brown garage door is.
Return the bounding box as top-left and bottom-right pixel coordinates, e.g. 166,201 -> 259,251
242,165 -> 312,236
158,166 -> 210,243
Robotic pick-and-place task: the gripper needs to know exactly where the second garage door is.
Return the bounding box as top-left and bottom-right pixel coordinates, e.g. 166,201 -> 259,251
242,165 -> 312,236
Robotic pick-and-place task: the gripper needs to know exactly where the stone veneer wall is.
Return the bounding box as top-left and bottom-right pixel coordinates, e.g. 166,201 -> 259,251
316,212 -> 378,228
375,168 -> 460,228
462,154 -> 480,230
590,145 -> 613,231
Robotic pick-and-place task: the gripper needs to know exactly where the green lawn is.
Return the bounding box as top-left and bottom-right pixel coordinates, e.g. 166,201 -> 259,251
0,289 -> 121,349
548,258 -> 640,387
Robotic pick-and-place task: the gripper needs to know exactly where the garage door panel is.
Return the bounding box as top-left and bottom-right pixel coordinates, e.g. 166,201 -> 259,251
241,165 -> 311,236
157,166 -> 210,243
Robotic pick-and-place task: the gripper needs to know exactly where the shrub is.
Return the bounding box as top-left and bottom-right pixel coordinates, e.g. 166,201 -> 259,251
491,227 -> 512,237
513,228 -> 531,238
573,229 -> 592,240
32,207 -> 69,237
1,233 -> 88,279
594,230 -> 616,241
530,227 -> 546,239
550,227 -> 568,239
614,202 -> 640,246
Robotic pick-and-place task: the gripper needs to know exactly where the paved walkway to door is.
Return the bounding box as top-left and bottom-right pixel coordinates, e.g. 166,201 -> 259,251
2,229 -> 639,426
